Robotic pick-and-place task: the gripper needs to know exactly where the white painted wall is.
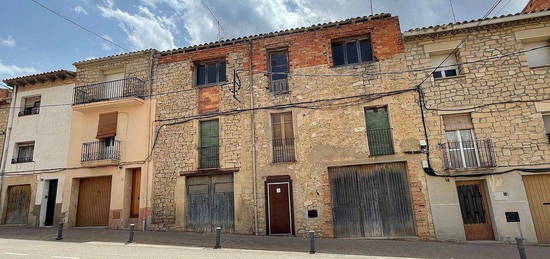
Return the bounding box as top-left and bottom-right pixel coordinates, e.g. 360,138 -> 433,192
5,83 -> 74,173
427,173 -> 539,243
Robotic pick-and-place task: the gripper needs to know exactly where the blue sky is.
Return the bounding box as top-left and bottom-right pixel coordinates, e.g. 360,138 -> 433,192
0,0 -> 529,82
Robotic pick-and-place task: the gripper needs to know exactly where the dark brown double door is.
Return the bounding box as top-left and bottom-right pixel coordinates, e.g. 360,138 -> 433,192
456,180 -> 494,240
266,176 -> 293,235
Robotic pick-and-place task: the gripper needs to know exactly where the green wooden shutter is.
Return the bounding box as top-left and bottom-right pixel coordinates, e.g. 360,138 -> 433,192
200,120 -> 219,168
365,107 -> 394,156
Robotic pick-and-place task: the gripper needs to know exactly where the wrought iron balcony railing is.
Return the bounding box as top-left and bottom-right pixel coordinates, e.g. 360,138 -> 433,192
18,107 -> 40,116
269,79 -> 289,93
12,156 -> 33,164
199,145 -> 219,169
440,139 -> 496,170
73,77 -> 145,105
81,140 -> 121,162
272,138 -> 296,163
366,128 -> 395,156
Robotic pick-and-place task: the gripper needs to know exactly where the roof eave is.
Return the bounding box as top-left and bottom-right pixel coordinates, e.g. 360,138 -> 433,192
404,10 -> 550,38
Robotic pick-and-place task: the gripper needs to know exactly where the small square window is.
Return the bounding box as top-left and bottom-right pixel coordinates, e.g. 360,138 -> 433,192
523,40 -> 550,68
196,60 -> 226,87
430,53 -> 460,79
19,96 -> 41,116
331,38 -> 373,66
13,141 -> 34,163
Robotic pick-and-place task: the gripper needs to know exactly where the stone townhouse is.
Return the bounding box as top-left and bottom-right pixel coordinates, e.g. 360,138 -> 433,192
0,88 -> 12,166
151,14 -> 436,239
1,70 -> 75,227
61,50 -> 156,230
403,9 -> 550,244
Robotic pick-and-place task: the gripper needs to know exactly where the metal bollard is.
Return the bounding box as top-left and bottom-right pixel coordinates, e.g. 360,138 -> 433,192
128,224 -> 135,243
515,237 -> 527,259
308,230 -> 316,254
56,223 -> 64,240
214,227 -> 222,249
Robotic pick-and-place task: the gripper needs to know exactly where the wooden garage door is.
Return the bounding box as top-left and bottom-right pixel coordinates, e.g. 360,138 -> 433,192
76,176 -> 112,226
523,174 -> 550,244
4,185 -> 31,224
186,174 -> 234,232
329,162 -> 415,238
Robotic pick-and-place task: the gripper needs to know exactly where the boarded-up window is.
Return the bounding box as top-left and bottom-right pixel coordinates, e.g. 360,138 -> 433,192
271,112 -> 295,162
523,40 -> 550,68
365,106 -> 394,156
97,112 -> 118,139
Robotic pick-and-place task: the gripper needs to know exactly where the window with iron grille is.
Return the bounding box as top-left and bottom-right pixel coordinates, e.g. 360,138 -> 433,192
199,119 -> 220,168
365,106 -> 394,156
196,61 -> 227,87
543,114 -> 550,143
268,50 -> 289,93
19,96 -> 41,116
271,112 -> 295,162
13,141 -> 34,163
331,38 -> 373,66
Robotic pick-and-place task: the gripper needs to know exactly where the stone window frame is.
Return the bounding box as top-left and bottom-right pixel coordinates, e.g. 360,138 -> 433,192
268,109 -> 298,164
515,27 -> 550,69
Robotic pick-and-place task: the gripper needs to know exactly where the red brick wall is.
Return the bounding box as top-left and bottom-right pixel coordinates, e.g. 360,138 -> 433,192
523,0 -> 550,13
198,86 -> 220,114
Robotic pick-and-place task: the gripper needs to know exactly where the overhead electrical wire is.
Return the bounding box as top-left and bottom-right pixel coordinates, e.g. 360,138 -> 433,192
29,0 -> 131,52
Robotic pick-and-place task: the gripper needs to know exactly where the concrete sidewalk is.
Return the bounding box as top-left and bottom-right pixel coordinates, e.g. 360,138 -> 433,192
0,226 -> 549,259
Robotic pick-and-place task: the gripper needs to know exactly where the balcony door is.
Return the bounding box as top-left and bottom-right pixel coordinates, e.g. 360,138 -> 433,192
103,72 -> 124,99
446,129 -> 480,169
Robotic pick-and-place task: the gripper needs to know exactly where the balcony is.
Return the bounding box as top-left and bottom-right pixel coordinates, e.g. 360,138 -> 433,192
440,139 -> 496,170
199,145 -> 219,169
81,140 -> 121,166
272,138 -> 296,163
72,78 -> 145,110
11,157 -> 33,164
366,128 -> 395,156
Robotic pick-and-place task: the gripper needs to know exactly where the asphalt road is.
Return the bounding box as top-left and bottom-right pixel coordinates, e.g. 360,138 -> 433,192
0,238 -> 407,259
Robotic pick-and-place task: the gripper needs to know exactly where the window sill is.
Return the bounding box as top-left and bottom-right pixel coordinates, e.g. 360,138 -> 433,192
433,75 -> 466,81
529,64 -> 550,70
330,60 -> 377,69
18,113 -> 39,117
271,160 -> 297,165
196,81 -> 228,89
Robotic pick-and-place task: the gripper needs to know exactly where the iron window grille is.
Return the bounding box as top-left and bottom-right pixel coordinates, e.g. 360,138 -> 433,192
199,119 -> 220,169
272,137 -> 296,163
196,61 -> 227,87
12,142 -> 34,163
332,38 -> 373,66
73,77 -> 145,105
366,128 -> 395,156
440,139 -> 496,170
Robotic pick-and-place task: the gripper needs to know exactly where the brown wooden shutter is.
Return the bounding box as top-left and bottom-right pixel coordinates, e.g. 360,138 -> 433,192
97,112 -> 118,138
443,113 -> 473,131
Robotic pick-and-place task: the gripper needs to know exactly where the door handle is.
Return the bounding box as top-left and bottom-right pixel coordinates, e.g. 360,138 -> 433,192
543,202 -> 550,206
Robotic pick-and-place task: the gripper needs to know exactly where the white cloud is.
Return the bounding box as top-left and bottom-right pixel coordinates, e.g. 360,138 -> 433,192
74,5 -> 89,15
0,35 -> 16,48
0,60 -> 39,79
101,34 -> 114,51
97,3 -> 176,50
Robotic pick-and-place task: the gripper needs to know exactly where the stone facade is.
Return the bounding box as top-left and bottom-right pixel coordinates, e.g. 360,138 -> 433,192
0,89 -> 11,168
404,13 -> 550,243
151,14 -> 435,239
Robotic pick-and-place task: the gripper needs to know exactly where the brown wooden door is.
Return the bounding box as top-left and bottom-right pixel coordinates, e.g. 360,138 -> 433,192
267,182 -> 292,235
4,185 -> 31,224
523,174 -> 550,244
456,180 -> 495,240
130,168 -> 141,218
76,176 -> 112,226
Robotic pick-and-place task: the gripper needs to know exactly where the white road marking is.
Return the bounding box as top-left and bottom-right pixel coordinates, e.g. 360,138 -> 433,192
51,256 -> 79,259
3,252 -> 28,256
